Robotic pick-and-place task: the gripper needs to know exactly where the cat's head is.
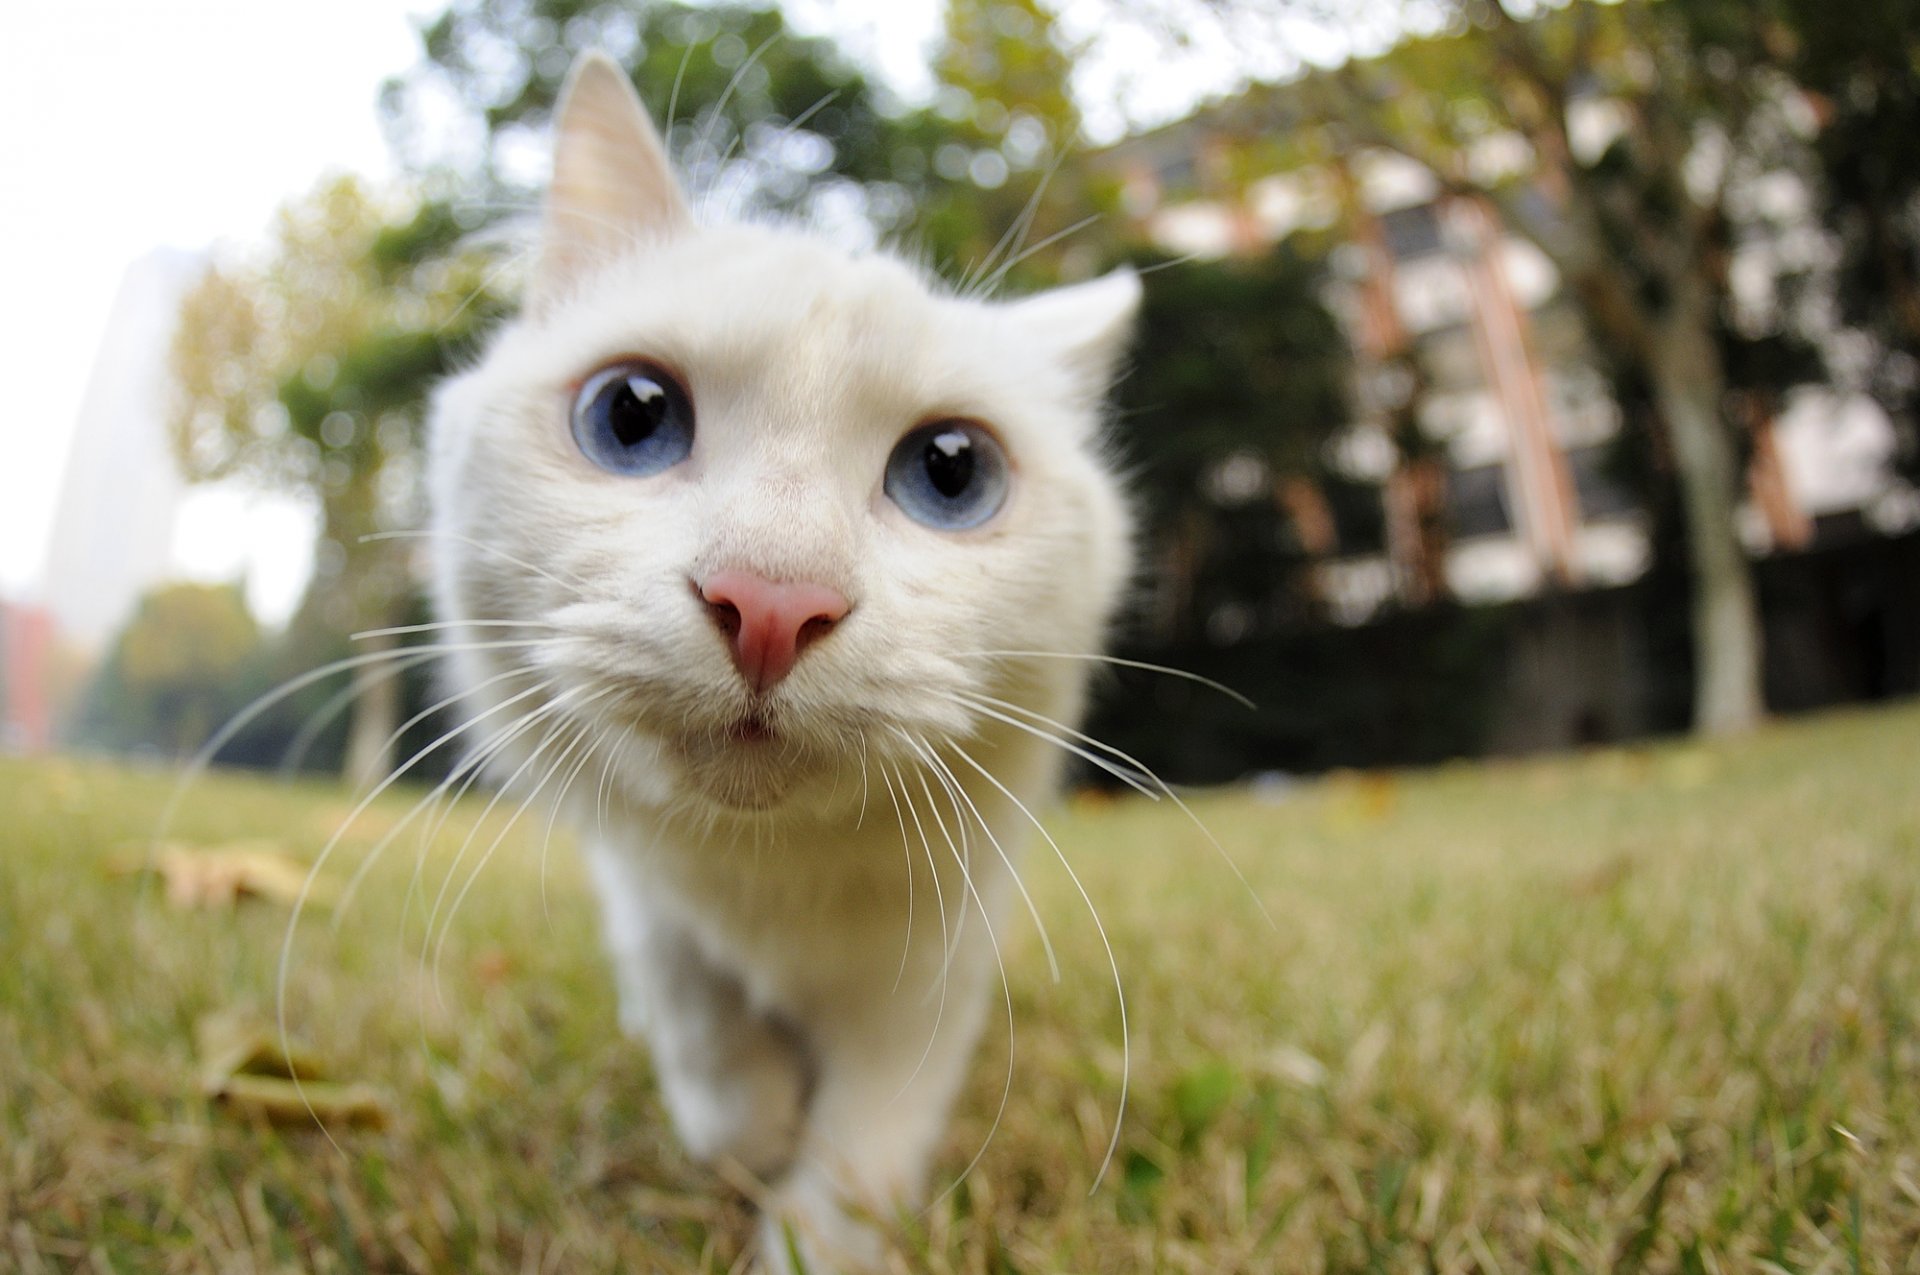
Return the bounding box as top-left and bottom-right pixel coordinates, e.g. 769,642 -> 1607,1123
428,53 -> 1137,819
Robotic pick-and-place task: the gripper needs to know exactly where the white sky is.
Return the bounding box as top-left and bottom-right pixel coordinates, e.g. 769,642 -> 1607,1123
0,0 -> 436,614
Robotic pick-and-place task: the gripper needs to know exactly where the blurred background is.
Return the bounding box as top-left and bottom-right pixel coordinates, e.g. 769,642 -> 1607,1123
3,0 -> 1916,788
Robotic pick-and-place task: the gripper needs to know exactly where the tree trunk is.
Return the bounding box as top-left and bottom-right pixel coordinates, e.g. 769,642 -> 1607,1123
342,627 -> 401,790
1384,456 -> 1451,607
1645,300 -> 1766,735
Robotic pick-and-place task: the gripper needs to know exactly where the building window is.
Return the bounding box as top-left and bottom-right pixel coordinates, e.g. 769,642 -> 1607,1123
1565,444 -> 1640,520
1380,202 -> 1444,259
1323,474 -> 1387,555
1449,462 -> 1513,539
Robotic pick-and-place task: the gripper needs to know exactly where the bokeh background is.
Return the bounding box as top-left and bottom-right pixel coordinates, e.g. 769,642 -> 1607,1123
4,0 -> 1917,786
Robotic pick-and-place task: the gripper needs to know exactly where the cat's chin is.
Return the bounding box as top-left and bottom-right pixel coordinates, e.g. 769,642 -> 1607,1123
664,724 -> 833,815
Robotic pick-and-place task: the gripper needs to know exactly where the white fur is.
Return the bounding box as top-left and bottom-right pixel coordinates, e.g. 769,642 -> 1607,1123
426,53 -> 1138,1268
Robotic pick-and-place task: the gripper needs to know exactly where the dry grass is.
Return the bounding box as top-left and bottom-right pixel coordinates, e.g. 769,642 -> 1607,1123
4,702 -> 1919,1272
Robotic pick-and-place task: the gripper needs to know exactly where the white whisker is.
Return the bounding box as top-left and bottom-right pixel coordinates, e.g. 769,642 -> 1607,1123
914,739 -> 1017,1217
541,711 -> 620,932
433,689 -> 617,989
350,618 -> 569,642
359,529 -> 591,594
977,212 -> 1102,297
274,673 -> 557,1145
331,662 -> 554,922
877,758 -> 915,994
276,648 -> 439,779
692,30 -> 781,174
949,739 -> 1129,1193
150,637 -> 560,869
965,649 -> 1255,708
957,687 -> 1278,934
908,754 -> 971,982
897,730 -> 1059,985
421,688 -> 589,987
959,150 -> 1061,299
944,689 -> 1160,800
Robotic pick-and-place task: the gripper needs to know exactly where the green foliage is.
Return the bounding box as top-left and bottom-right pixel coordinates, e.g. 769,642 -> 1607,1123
1115,247 -> 1349,499
382,0 -> 1119,285
75,583 -> 265,759
169,176 -> 502,638
1110,246 -> 1354,641
1765,0 -> 1920,478
920,0 -> 1122,286
385,2 -> 904,217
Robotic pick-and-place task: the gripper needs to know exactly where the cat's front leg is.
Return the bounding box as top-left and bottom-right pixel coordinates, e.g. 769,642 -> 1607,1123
760,935 -> 1000,1271
585,846 -> 814,1181
643,925 -> 816,1182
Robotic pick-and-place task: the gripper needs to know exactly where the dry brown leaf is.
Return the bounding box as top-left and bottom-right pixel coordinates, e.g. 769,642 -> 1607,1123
472,948 -> 515,987
193,1009 -> 325,1092
211,1074 -> 392,1129
109,841 -> 331,911
194,1009 -> 391,1130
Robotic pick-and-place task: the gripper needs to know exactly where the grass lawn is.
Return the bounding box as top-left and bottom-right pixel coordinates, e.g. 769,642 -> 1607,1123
3,702 -> 1918,1272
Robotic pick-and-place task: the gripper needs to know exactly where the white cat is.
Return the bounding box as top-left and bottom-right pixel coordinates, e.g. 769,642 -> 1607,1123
426,52 -> 1139,1268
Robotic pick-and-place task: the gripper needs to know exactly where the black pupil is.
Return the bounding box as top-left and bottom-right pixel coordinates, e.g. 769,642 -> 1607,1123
608,376 -> 668,447
922,429 -> 976,499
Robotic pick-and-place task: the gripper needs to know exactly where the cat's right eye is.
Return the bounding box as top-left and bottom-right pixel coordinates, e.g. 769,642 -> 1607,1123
884,419 -> 1010,530
571,360 -> 695,476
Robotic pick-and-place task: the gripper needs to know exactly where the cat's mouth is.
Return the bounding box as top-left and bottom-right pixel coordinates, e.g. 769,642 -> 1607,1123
658,707 -> 824,812
726,712 -> 776,745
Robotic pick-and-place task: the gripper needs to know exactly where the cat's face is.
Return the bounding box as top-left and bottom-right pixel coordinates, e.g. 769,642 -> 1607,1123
427,55 -> 1137,819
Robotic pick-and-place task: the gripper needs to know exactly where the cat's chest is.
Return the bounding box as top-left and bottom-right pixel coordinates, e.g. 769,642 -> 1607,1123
606,812 -> 950,990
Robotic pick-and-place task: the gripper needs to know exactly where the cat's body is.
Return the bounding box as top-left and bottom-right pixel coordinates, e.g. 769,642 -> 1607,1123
426,53 -> 1137,1266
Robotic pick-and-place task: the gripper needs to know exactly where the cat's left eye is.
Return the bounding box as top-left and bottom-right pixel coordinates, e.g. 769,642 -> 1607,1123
571,360 -> 695,476
884,420 -> 1010,530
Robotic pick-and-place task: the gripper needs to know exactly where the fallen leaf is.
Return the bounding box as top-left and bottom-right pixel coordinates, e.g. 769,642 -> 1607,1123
473,948 -> 514,987
194,1009 -> 391,1130
212,1074 -> 391,1129
193,1009 -> 324,1092
109,841 -> 330,911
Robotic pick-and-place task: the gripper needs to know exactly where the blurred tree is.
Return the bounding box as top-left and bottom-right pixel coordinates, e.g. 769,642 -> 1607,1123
169,175 -> 500,786
1108,0 -> 1834,734
914,0 -> 1125,287
76,583 -> 263,760
1773,0 -> 1920,482
1330,1 -> 1799,735
380,0 -> 1122,284
1105,85 -> 1458,606
1112,247 -> 1353,643
381,1 -> 913,232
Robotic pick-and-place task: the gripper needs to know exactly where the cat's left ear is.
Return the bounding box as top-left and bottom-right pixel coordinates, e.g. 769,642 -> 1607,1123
531,51 -> 691,311
1004,268 -> 1142,403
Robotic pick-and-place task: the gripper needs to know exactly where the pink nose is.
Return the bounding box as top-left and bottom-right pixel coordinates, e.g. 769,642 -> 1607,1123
699,569 -> 850,693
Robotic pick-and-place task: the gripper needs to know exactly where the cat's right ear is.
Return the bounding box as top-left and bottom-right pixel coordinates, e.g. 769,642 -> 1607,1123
531,52 -> 691,312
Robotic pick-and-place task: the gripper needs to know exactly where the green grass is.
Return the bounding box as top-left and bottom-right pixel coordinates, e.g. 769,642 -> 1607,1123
4,703 -> 1919,1272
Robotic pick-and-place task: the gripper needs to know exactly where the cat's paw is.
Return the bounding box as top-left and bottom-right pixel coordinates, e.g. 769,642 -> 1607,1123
660,1012 -> 811,1181
755,1180 -> 890,1275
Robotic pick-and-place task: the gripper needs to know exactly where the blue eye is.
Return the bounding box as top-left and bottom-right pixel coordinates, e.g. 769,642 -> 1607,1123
884,420 -> 1009,530
571,361 -> 695,475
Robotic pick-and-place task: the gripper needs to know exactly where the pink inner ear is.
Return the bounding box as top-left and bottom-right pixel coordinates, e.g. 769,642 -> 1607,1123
699,570 -> 851,694
534,53 -> 689,309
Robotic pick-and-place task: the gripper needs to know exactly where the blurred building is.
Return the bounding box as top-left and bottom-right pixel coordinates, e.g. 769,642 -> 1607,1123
1108,108 -> 1912,623
41,248 -> 203,651
0,601 -> 56,752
